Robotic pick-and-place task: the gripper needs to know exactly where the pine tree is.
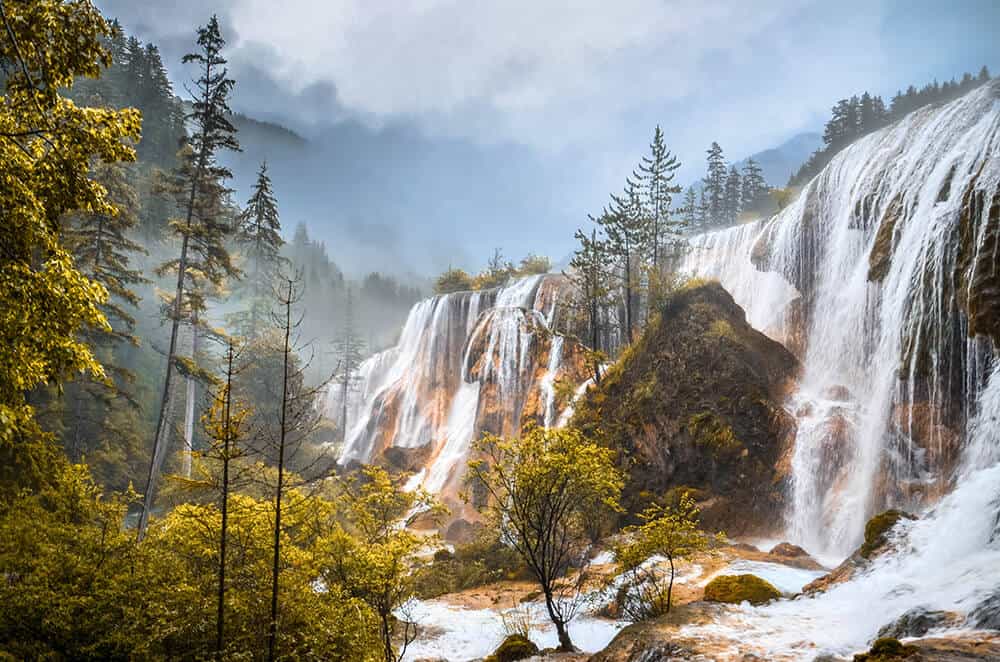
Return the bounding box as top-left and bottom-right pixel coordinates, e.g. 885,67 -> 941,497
599,178 -> 650,344
697,187 -> 709,231
724,166 -> 742,225
634,126 -> 682,273
681,186 -> 698,229
740,158 -> 768,213
333,287 -> 366,441
566,229 -> 611,383
703,142 -> 727,227
234,162 -> 286,337
140,16 -> 242,538
61,161 -> 149,464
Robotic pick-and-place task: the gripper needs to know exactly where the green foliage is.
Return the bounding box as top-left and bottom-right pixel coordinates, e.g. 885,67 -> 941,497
318,466 -> 443,662
789,67 -> 991,187
703,574 -> 781,605
0,0 -> 141,498
467,425 -> 623,651
517,253 -> 552,275
233,161 -> 287,337
860,509 -> 911,559
434,266 -> 474,294
472,248 -> 516,290
687,411 -> 744,458
613,493 -> 721,621
412,532 -> 528,599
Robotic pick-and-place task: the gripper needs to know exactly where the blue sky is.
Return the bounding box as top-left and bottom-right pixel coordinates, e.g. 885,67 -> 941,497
98,0 -> 1000,277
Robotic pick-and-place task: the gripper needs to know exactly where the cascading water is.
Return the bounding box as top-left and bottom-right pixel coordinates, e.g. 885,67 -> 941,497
685,80 -> 1000,561
325,273 -> 586,504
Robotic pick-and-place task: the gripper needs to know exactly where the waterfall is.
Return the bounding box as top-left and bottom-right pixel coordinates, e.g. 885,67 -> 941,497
326,273 -> 582,500
684,81 -> 1000,559
670,81 -> 1000,657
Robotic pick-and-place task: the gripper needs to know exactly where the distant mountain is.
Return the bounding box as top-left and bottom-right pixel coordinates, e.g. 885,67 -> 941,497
740,131 -> 821,187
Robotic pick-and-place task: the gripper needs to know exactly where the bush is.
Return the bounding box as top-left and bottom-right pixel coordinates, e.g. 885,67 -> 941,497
412,534 -> 528,599
434,267 -> 473,294
703,574 -> 781,605
484,634 -> 539,662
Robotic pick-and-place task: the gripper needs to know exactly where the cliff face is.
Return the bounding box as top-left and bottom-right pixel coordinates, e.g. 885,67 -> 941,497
572,282 -> 799,534
326,274 -> 590,532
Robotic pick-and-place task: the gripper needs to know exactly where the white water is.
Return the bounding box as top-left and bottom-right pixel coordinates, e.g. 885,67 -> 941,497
685,82 -> 1000,559
673,82 -> 1000,657
327,274 -> 576,496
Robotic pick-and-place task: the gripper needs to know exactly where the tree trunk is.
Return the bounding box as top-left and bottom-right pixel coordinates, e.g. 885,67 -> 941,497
267,280 -> 293,662
215,343 -> 234,660
182,315 -> 200,478
666,553 -> 675,614
543,588 -> 574,652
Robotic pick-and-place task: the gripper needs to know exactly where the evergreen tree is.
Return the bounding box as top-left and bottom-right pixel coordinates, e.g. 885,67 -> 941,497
141,16 -> 242,538
634,126 -> 681,273
599,178 -> 649,344
724,166 -> 742,225
681,186 -> 698,229
697,187 -> 709,231
234,162 -> 286,337
740,158 -> 768,212
0,0 -> 141,497
333,287 -> 366,441
703,142 -> 727,227
566,229 -> 611,383
60,161 -> 149,466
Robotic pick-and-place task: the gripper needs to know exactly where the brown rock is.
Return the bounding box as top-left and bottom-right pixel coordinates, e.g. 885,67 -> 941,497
769,542 -> 810,558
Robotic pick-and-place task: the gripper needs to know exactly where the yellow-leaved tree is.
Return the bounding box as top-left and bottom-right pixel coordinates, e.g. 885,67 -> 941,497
467,425 -> 624,652
0,0 -> 140,496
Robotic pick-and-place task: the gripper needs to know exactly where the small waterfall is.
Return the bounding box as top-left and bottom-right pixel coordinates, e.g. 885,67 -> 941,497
327,274 -> 584,499
684,81 -> 1000,558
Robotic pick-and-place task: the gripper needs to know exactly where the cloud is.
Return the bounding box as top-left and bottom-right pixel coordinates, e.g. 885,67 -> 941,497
96,0 -> 1000,275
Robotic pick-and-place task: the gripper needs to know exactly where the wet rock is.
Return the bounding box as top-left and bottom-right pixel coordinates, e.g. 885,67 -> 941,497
703,574 -> 781,605
805,510 -> 917,593
969,589 -> 1000,630
769,542 -> 810,558
570,282 -> 799,535
823,385 -> 854,402
861,509 -> 915,559
483,634 -> 539,662
877,607 -> 964,639
868,193 -> 906,283
853,637 -> 918,661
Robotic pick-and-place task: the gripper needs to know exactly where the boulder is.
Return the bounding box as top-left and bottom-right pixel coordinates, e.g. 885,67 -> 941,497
570,282 -> 799,535
483,634 -> 539,662
769,542 -> 810,558
703,574 -> 781,605
877,608 -> 964,639
805,510 -> 916,593
969,589 -> 1000,630
853,637 -> 918,661
860,510 -> 914,559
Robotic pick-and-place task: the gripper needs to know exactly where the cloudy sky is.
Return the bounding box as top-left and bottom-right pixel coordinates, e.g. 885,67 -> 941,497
97,0 -> 1000,277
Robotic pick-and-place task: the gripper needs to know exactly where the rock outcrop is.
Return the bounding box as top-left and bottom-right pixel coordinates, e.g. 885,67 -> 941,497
571,282 -> 799,534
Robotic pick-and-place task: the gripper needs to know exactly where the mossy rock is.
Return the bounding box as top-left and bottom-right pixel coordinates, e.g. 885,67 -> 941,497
703,574 -> 781,605
484,634 -> 539,662
860,510 -> 913,559
853,637 -> 918,661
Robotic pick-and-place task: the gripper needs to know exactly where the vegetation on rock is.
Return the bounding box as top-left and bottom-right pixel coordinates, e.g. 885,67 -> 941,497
703,574 -> 781,605
853,637 -> 918,661
861,509 -> 913,559
571,282 -> 798,533
484,634 -> 540,662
